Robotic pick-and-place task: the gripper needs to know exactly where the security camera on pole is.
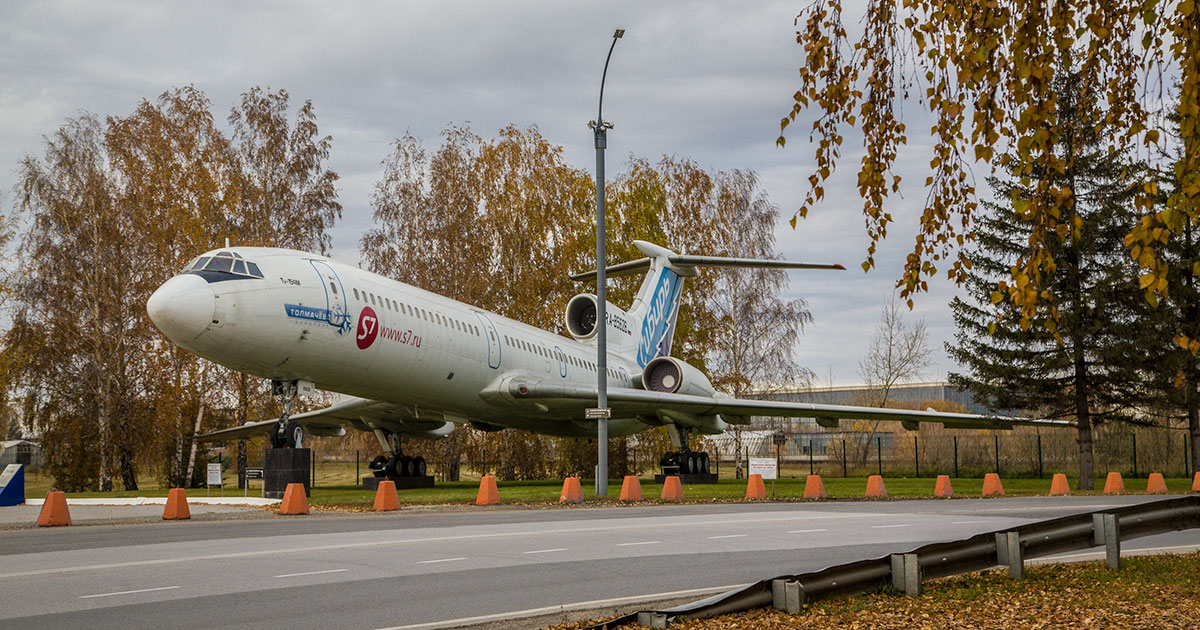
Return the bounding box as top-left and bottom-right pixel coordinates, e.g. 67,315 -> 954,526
587,28 -> 624,497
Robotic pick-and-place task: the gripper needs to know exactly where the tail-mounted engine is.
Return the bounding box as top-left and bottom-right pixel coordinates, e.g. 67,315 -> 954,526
565,294 -> 633,343
641,356 -> 717,398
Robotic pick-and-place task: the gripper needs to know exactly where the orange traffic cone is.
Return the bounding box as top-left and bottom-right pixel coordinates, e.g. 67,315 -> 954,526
865,475 -> 887,498
934,475 -> 953,498
982,473 -> 1005,497
660,476 -> 685,501
1192,472 -> 1200,492
620,476 -> 643,501
279,483 -> 309,515
559,477 -> 583,504
163,488 -> 191,520
373,480 -> 398,511
745,474 -> 767,500
1050,473 -> 1071,496
37,491 -> 71,527
475,475 -> 500,505
803,475 -> 826,499
1103,472 -> 1125,495
1146,472 -> 1168,494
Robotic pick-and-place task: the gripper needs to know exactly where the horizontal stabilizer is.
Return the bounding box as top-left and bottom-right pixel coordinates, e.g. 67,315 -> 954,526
570,240 -> 844,281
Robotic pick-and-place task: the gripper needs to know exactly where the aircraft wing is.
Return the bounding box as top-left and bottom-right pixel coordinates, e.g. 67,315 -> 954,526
194,397 -> 455,442
514,382 -> 1073,430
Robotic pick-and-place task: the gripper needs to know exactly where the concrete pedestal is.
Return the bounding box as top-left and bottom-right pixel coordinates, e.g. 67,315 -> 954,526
264,448 -> 310,499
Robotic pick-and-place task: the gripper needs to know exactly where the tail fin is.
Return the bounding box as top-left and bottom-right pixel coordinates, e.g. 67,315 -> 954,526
570,240 -> 844,369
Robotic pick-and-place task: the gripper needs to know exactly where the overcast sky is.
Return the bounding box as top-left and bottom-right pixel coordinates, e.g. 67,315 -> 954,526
0,1 -> 973,386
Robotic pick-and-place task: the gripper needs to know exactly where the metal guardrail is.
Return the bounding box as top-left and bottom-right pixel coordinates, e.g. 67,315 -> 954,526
590,496 -> 1200,629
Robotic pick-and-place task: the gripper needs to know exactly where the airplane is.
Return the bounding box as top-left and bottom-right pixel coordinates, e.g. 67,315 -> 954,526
146,240 -> 1070,481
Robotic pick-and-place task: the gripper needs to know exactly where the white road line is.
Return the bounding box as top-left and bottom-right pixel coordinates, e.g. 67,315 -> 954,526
274,569 -> 349,578
372,583 -> 749,630
80,586 -> 180,599
789,528 -> 828,534
707,534 -> 747,539
952,520 -> 989,525
871,524 -> 910,529
618,541 -> 661,546
417,557 -> 466,564
0,514 -> 861,580
522,548 -> 568,555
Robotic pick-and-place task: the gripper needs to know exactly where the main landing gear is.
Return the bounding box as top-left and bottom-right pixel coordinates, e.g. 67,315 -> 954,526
269,379 -> 304,449
367,430 -> 427,481
660,425 -> 711,475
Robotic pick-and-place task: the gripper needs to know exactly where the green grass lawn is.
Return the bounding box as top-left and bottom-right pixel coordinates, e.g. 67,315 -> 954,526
22,468 -> 1196,509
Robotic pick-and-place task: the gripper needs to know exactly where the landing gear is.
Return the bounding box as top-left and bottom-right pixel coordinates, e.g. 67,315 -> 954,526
660,426 -> 711,475
367,429 -> 427,481
269,380 -> 301,448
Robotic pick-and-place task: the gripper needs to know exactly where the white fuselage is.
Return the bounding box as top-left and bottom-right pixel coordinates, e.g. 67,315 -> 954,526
149,247 -> 648,437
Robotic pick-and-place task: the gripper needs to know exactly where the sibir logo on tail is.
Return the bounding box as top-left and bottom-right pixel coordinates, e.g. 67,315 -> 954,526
636,269 -> 682,367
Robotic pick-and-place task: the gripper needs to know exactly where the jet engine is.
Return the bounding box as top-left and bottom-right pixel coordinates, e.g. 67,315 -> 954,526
641,356 -> 717,398
564,294 -> 633,341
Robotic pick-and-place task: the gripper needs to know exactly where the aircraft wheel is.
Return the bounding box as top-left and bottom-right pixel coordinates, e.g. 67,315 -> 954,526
401,455 -> 415,477
385,455 -> 403,478
414,456 -> 427,477
698,452 -> 709,475
689,452 -> 701,475
269,426 -> 287,449
286,422 -> 304,449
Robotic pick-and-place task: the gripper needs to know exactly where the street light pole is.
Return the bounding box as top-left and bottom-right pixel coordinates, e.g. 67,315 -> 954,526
589,28 -> 623,497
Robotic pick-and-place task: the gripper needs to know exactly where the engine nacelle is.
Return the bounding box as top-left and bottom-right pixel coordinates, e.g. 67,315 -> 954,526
564,294 -> 633,341
641,356 -> 717,398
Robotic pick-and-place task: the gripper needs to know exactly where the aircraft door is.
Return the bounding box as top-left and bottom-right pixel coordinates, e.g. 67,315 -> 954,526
309,260 -> 351,335
553,346 -> 567,378
473,311 -> 501,369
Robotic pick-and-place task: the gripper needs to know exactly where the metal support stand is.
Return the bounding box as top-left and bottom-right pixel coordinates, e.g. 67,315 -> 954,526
890,553 -> 922,595
772,579 -> 804,613
996,531 -> 1024,579
1093,513 -> 1121,570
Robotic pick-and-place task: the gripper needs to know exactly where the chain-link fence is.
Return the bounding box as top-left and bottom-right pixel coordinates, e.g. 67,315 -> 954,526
717,424 -> 1194,479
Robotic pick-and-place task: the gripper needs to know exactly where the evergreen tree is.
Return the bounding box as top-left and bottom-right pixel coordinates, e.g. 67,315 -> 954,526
947,67 -> 1149,490
1138,99 -> 1200,473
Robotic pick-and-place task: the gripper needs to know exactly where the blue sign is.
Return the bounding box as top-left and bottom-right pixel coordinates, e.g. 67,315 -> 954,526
0,464 -> 24,507
285,303 -> 333,324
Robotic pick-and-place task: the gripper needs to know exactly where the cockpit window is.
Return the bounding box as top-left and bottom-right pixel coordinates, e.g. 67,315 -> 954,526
181,250 -> 264,283
207,256 -> 233,273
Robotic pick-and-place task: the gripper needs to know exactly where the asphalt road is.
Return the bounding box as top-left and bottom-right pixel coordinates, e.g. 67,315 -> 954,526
1,496 -> 1197,629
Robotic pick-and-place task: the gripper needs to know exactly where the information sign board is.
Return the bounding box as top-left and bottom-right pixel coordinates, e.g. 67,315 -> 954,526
748,457 -> 777,480
207,463 -> 222,486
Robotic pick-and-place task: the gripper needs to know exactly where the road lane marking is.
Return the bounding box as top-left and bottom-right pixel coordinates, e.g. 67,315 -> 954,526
871,524 -> 910,529
80,586 -> 180,599
952,520 -> 989,525
707,534 -> 747,539
418,557 -> 466,564
373,583 -> 749,630
274,569 -> 349,578
618,541 -> 661,546
0,513 -> 865,579
789,528 -> 828,533
523,548 -> 567,555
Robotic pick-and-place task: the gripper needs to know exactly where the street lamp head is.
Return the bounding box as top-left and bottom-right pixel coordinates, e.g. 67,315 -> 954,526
613,28 -> 625,39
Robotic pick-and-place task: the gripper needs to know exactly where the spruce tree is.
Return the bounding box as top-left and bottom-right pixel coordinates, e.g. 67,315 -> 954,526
947,67 -> 1149,490
1138,103 -> 1200,473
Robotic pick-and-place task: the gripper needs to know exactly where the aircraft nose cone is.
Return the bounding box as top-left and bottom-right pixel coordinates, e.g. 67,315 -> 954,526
147,274 -> 215,342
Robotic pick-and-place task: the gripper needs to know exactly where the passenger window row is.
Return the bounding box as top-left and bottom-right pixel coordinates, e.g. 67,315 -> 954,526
350,287 -> 481,337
